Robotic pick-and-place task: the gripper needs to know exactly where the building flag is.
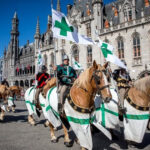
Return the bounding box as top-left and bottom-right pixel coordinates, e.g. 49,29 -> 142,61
72,58 -> 83,70
52,8 -> 93,45
97,40 -> 127,69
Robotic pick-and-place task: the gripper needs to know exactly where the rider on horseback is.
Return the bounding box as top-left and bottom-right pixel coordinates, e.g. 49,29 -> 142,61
113,60 -> 132,114
53,55 -> 77,115
35,65 -> 50,108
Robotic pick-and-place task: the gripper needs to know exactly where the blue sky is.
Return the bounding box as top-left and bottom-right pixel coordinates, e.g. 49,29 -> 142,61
0,0 -> 115,57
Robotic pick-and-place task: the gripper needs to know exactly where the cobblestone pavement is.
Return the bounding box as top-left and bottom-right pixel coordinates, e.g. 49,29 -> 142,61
0,100 -> 150,150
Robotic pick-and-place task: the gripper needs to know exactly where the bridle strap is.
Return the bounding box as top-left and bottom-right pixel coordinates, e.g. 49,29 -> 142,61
98,85 -> 109,91
91,70 -> 110,92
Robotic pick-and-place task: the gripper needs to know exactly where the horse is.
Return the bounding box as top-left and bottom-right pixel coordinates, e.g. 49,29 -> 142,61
24,78 -> 58,127
42,60 -> 112,150
7,85 -> 22,112
0,84 -> 9,120
94,76 -> 150,147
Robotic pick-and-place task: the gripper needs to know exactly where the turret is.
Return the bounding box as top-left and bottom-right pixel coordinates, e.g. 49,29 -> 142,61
57,0 -> 61,12
92,0 -> 103,30
10,11 -> 19,64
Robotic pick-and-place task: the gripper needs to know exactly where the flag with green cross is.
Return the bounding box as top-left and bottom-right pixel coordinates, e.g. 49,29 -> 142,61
72,57 -> 83,70
52,9 -> 93,45
98,40 -> 127,69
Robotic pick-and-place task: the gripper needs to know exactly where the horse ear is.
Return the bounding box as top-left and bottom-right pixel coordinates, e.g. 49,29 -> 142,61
93,60 -> 98,69
103,62 -> 109,69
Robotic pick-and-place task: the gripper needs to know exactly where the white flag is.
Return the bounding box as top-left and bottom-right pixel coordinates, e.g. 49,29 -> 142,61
97,40 -> 127,69
52,9 -> 93,45
37,49 -> 43,67
72,58 -> 83,70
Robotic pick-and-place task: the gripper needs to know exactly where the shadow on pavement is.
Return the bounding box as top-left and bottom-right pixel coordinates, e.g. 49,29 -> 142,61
1,115 -> 27,123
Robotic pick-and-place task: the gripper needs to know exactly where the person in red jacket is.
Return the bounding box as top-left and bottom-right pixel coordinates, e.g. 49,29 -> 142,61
35,65 -> 50,107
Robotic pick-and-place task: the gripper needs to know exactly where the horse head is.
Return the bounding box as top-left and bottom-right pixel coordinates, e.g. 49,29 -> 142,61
90,60 -> 112,102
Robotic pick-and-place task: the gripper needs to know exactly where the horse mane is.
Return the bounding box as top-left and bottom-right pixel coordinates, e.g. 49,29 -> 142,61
134,76 -> 150,94
73,67 -> 92,88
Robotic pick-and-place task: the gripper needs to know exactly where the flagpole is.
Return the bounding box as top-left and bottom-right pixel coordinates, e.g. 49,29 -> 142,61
51,0 -> 59,90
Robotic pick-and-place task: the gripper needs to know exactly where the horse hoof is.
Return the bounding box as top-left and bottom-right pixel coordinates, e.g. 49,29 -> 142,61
51,138 -> 58,143
64,141 -> 73,147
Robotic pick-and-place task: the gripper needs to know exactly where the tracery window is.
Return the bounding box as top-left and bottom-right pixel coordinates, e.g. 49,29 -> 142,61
72,45 -> 79,62
87,46 -> 92,67
123,4 -> 132,21
117,37 -> 124,59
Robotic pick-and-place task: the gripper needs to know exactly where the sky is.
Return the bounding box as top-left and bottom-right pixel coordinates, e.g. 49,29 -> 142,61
0,0 -> 115,57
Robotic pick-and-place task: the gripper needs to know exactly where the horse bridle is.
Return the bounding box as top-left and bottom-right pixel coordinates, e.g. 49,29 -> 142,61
91,69 -> 110,95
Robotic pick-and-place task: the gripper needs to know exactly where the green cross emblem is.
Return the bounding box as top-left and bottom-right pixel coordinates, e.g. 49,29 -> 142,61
101,43 -> 113,58
75,61 -> 80,68
54,17 -> 74,36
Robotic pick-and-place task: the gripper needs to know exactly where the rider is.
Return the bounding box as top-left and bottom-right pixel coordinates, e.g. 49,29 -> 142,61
1,77 -> 9,87
113,60 -> 132,114
53,55 -> 77,114
35,65 -> 50,108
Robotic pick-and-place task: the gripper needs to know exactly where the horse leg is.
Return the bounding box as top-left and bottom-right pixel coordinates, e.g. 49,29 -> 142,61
62,124 -> 72,147
44,119 -> 49,127
49,122 -> 58,143
110,129 -> 119,140
12,106 -> 15,112
81,147 -> 88,150
7,106 -> 10,112
0,109 -> 5,121
28,115 -> 35,126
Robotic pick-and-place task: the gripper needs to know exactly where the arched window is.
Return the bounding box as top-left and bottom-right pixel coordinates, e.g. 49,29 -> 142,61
44,54 -> 47,67
117,37 -> 124,59
133,33 -> 141,58
72,45 -> 79,62
33,66 -> 35,74
61,50 -> 66,62
123,4 -> 132,21
50,53 -> 54,66
87,46 -> 92,67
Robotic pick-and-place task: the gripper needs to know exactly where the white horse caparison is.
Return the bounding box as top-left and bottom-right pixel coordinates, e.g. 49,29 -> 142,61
94,88 -> 149,144
24,86 -> 72,146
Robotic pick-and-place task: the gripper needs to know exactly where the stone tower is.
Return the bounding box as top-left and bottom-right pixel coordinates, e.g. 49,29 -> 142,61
92,0 -> 103,30
10,12 -> 19,65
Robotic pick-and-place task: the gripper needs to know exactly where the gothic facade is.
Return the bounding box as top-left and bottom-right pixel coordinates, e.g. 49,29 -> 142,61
35,0 -> 150,79
3,12 -> 35,87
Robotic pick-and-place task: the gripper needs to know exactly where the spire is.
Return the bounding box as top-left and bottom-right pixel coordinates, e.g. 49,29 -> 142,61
48,15 -> 51,24
47,15 -> 52,31
57,0 -> 61,11
34,17 -> 40,39
13,11 -> 18,19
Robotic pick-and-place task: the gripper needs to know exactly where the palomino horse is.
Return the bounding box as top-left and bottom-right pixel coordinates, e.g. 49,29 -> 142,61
42,61 -> 112,149
94,76 -> 150,147
7,85 -> 22,112
0,84 -> 9,120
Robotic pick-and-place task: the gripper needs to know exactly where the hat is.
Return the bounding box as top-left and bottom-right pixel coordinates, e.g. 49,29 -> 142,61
63,55 -> 69,61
